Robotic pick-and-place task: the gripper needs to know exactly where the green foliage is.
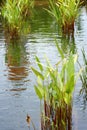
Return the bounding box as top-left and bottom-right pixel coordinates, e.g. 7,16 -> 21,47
32,43 -> 81,129
31,67 -> 44,80
1,0 -> 22,29
47,0 -> 80,30
1,0 -> 34,37
32,45 -> 79,105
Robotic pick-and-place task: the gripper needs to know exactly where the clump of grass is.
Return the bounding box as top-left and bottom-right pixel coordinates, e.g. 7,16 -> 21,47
47,0 -> 80,33
1,0 -> 22,36
32,43 -> 80,129
1,0 -> 33,38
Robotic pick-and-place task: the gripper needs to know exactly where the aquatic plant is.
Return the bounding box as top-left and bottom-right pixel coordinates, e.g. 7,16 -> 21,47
1,0 -> 22,37
47,0 -> 80,32
1,0 -> 33,38
32,44 -> 80,129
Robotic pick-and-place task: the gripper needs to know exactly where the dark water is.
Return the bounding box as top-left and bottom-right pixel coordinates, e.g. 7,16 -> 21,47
0,5 -> 87,130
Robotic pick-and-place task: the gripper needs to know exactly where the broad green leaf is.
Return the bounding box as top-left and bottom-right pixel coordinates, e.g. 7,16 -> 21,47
60,63 -> 66,83
44,55 -> 53,68
66,54 -> 74,81
31,67 -> 44,80
49,69 -> 57,82
74,54 -> 78,64
64,93 -> 71,104
43,87 -> 47,100
37,76 -> 43,87
65,75 -> 75,94
34,85 -> 44,100
35,56 -> 43,71
57,73 -> 63,91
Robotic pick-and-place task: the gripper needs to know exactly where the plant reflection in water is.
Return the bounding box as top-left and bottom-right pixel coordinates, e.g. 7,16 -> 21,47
5,38 -> 29,81
78,49 -> 87,110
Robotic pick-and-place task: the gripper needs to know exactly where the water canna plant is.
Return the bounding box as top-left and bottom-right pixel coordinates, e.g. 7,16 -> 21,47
47,0 -> 80,33
32,44 -> 80,129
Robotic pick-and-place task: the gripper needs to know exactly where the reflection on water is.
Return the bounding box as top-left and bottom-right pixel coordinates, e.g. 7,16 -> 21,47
5,39 -> 29,81
59,34 -> 76,54
30,6 -> 56,34
78,49 -> 87,110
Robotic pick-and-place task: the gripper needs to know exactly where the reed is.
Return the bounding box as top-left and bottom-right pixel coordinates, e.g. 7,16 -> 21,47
1,0 -> 22,36
47,0 -> 80,32
1,0 -> 33,38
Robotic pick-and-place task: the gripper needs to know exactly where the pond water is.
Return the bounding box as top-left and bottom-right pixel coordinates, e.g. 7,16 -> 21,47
0,5 -> 87,130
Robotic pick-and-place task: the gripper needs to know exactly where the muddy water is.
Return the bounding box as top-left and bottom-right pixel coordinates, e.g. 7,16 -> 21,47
0,5 -> 87,130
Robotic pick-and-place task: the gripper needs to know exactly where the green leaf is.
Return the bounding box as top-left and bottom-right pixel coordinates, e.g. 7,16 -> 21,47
66,54 -> 74,81
35,56 -> 43,71
43,87 -> 47,99
57,73 -> 63,91
74,54 -> 78,64
64,93 -> 71,104
55,39 -> 64,59
34,85 -> 44,100
37,76 -> 43,87
45,55 -> 53,68
65,75 -> 75,94
60,63 -> 66,83
31,67 -> 44,80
